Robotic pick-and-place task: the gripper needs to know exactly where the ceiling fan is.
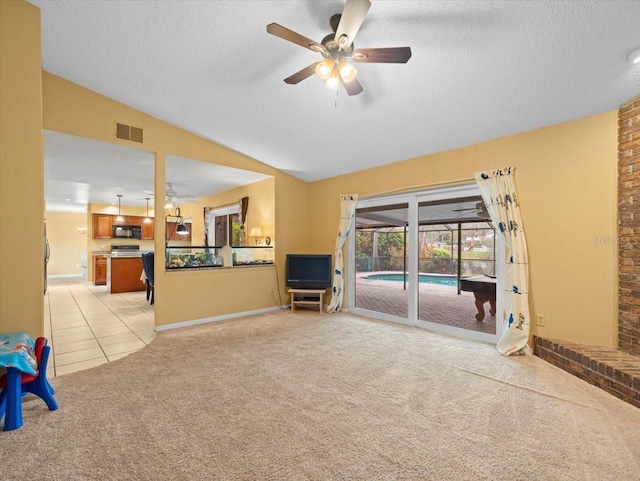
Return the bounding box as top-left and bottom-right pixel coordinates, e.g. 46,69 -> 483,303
144,183 -> 198,209
266,0 -> 412,96
452,201 -> 490,218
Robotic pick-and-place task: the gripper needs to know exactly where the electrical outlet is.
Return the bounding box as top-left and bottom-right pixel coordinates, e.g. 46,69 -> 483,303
536,314 -> 545,327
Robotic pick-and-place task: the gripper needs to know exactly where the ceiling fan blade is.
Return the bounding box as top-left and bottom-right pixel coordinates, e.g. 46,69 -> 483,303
284,62 -> 320,85
352,47 -> 412,63
334,0 -> 371,51
341,76 -> 364,96
267,23 -> 327,54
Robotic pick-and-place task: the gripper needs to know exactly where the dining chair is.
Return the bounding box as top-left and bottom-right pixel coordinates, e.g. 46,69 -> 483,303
80,251 -> 88,280
142,252 -> 155,305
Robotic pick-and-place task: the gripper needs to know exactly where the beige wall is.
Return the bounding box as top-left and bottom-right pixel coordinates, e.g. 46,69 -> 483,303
3,0 -> 619,348
197,177 -> 276,245
0,0 -> 44,337
45,211 -> 87,276
42,72 -> 310,328
308,112 -> 618,348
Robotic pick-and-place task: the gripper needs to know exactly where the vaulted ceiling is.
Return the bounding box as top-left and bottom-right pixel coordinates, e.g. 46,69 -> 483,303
30,1 -> 640,210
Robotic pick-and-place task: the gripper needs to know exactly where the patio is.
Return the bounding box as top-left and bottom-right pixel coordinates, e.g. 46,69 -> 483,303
354,273 -> 497,335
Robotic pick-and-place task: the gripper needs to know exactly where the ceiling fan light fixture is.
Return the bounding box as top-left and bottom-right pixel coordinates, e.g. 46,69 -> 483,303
338,60 -> 357,83
315,58 -> 334,79
267,0 -> 410,96
325,70 -> 340,90
628,47 -> 640,64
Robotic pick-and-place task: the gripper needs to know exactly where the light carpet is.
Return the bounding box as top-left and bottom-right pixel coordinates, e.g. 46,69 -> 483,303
1,311 -> 639,480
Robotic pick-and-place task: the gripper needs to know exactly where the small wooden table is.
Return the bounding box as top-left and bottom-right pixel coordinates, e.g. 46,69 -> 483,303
288,289 -> 326,313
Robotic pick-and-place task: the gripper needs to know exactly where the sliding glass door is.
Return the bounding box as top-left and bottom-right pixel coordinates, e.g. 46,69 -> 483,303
353,202 -> 411,322
349,185 -> 501,342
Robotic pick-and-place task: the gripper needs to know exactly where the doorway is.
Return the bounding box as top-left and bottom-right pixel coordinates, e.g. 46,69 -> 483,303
349,184 -> 502,343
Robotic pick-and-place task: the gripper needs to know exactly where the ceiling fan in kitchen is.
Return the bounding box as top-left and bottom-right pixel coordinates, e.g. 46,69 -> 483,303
266,0 -> 412,96
143,183 -> 198,209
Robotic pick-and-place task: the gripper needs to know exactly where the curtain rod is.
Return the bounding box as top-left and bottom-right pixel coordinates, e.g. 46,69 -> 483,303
203,201 -> 239,211
367,177 -> 476,198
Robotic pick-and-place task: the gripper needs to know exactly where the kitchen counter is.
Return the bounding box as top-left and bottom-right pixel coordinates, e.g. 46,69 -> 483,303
92,253 -> 144,258
107,256 -> 146,294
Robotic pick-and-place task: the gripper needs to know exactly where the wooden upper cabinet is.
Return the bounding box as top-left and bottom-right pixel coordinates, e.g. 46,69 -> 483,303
93,214 -> 113,239
141,219 -> 154,240
93,214 -> 152,238
113,215 -> 141,226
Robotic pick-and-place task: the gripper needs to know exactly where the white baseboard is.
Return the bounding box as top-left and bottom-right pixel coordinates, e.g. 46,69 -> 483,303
47,274 -> 82,279
155,306 -> 283,332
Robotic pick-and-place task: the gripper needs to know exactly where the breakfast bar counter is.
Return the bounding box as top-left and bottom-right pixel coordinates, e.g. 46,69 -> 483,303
107,256 -> 146,293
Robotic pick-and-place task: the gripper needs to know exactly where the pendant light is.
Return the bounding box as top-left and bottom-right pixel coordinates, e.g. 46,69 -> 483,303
115,194 -> 124,223
176,222 -> 189,235
143,197 -> 152,224
174,207 -> 189,235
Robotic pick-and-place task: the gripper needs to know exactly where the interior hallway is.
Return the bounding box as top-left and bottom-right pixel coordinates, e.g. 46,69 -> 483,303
44,277 -> 155,377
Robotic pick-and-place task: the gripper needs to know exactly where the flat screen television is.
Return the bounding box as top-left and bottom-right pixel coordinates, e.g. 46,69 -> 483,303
286,254 -> 332,290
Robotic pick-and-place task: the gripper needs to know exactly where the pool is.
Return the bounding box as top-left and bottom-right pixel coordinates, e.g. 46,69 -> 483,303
365,273 -> 458,286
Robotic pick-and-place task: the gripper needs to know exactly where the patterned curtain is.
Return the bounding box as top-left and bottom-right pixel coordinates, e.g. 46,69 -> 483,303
238,197 -> 249,246
326,194 -> 359,313
475,167 -> 531,356
203,207 -> 211,246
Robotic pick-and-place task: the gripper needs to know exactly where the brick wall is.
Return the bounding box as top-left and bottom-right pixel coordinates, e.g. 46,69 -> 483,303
533,337 -> 640,408
532,97 -> 640,408
618,95 -> 640,356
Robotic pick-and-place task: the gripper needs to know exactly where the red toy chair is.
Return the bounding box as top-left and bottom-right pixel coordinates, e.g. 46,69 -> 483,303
0,337 -> 58,429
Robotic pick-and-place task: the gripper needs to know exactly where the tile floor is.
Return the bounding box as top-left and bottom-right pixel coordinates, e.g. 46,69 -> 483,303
44,278 -> 155,377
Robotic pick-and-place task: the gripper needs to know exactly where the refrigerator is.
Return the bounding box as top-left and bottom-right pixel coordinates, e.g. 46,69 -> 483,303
44,220 -> 50,294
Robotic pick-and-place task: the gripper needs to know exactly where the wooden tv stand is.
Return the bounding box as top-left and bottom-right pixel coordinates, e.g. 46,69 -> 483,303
288,288 -> 326,313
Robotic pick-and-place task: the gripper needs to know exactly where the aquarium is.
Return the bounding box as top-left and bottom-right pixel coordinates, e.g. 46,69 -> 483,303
232,246 -> 274,266
165,246 -> 223,269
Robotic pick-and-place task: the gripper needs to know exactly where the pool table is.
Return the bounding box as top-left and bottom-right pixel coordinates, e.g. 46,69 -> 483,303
460,275 -> 496,321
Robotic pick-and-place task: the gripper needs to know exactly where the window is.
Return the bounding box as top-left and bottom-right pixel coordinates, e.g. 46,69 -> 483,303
205,205 -> 241,247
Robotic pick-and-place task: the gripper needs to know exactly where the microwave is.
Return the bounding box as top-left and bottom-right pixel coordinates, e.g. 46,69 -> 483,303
112,225 -> 142,239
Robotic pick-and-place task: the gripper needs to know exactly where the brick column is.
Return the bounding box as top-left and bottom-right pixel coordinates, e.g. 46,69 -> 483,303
619,95 -> 640,356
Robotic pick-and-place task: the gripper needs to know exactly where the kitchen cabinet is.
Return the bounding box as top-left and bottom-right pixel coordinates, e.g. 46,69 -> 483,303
141,219 -> 154,240
93,214 -> 153,238
113,215 -> 141,226
166,221 -> 191,241
93,215 -> 113,239
94,255 -> 107,285
108,257 -> 145,293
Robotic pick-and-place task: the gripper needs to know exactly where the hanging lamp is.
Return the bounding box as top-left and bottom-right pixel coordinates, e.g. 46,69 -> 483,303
144,197 -> 152,224
115,194 -> 125,224
174,207 -> 189,235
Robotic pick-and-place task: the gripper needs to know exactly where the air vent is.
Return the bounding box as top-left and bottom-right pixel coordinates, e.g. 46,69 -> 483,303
115,122 -> 144,143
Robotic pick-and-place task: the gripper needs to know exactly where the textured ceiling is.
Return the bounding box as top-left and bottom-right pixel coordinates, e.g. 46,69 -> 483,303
32,1 -> 640,196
